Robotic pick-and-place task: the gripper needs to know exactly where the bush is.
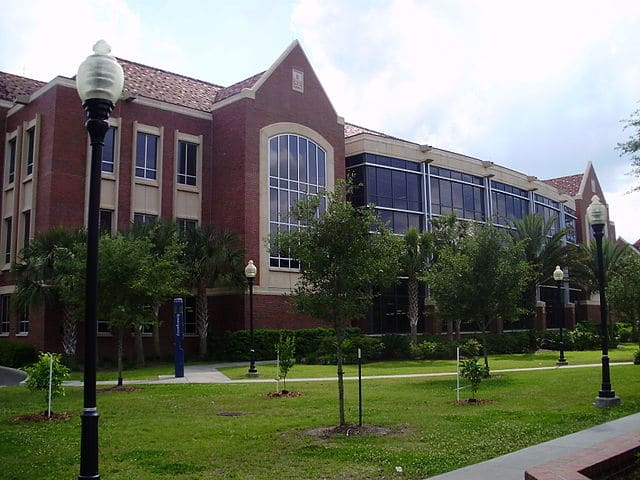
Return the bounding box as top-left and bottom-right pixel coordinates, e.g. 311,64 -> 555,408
459,338 -> 482,358
634,349 -> 640,365
0,340 -> 39,368
566,322 -> 602,351
380,334 -> 412,359
614,322 -> 635,343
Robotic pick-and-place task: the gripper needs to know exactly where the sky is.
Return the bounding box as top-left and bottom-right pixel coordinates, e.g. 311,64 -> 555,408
1,0 -> 639,241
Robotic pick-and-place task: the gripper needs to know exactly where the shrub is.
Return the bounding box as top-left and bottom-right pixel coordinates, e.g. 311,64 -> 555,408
566,322 -> 601,351
0,340 -> 39,368
24,352 -> 70,415
459,338 -> 482,358
344,335 -> 384,363
460,357 -> 489,400
634,349 -> 640,365
381,334 -> 412,359
614,322 -> 635,343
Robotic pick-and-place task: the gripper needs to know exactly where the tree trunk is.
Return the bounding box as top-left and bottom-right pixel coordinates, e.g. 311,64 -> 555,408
152,304 -> 161,359
135,324 -> 145,367
117,328 -> 124,387
455,319 -> 462,342
61,306 -> 77,364
196,286 -> 209,359
335,327 -> 346,426
447,319 -> 453,342
408,274 -> 419,345
481,316 -> 490,372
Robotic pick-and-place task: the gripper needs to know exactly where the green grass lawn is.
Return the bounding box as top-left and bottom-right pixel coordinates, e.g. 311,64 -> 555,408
1,362 -> 638,479
219,344 -> 638,380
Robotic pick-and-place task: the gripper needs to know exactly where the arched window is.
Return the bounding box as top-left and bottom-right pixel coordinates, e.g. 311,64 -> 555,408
269,134 -> 326,268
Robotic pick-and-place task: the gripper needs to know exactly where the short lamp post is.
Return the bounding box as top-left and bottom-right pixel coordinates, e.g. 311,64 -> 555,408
76,40 -> 124,480
553,266 -> 568,366
586,195 -> 620,408
245,260 -> 259,377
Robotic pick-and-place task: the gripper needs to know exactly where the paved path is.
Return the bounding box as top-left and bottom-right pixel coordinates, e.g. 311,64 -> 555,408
0,366 -> 27,387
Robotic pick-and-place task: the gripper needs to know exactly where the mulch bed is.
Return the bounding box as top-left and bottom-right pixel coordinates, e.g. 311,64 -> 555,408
267,390 -> 303,398
306,423 -> 391,437
11,411 -> 73,423
454,399 -> 495,405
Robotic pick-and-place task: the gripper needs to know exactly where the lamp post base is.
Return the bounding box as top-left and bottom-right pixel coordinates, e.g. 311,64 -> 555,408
246,369 -> 260,378
594,395 -> 621,408
556,358 -> 568,366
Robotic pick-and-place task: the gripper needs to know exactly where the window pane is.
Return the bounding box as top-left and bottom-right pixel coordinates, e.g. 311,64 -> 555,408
269,137 -> 278,177
308,142 -> 317,184
288,135 -> 298,181
298,138 -> 307,183
318,149 -> 326,186
392,170 -> 407,210
279,136 -> 288,180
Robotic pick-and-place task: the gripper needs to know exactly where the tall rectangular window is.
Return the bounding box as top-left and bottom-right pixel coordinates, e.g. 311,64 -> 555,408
177,141 -> 197,186
99,209 -> 113,234
22,210 -> 31,251
25,127 -> 35,176
135,132 -> 158,180
4,217 -> 12,264
0,295 -> 10,334
6,137 -> 16,184
18,307 -> 28,334
101,126 -> 116,173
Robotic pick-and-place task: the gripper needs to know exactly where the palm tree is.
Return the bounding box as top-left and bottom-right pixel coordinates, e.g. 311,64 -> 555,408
509,214 -> 572,341
400,227 -> 433,344
574,237 -> 630,294
181,225 -> 244,359
12,227 -> 84,362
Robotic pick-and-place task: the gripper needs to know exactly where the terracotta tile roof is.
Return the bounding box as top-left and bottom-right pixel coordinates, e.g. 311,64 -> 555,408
0,71 -> 45,103
344,122 -> 409,142
543,174 -> 583,196
214,71 -> 265,103
117,58 -> 224,112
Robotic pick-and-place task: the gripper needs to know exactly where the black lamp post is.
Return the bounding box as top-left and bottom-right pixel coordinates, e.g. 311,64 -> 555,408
245,260 -> 259,377
76,40 -> 124,480
586,195 -> 620,408
553,265 -> 568,366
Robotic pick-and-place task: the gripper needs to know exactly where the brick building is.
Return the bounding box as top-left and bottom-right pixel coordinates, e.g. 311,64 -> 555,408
0,41 -> 616,358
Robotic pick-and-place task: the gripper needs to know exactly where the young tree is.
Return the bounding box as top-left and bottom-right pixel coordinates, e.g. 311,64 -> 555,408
400,227 -> 433,344
181,225 -> 244,359
277,332 -> 295,393
275,180 -> 401,426
12,227 -> 85,363
24,352 -> 70,416
427,223 -> 530,370
617,105 -> 640,192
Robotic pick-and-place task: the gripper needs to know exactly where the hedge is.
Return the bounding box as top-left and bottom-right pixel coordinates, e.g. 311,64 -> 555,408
0,340 -> 39,368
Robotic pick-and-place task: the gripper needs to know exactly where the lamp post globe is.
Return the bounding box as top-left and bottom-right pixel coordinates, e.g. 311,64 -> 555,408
76,40 -> 123,480
553,266 -> 568,366
245,260 -> 259,377
586,195 -> 620,408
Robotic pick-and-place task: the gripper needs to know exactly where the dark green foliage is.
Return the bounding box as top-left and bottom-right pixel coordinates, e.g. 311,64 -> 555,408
380,334 -> 412,359
536,322 -> 611,351
617,105 -> 640,192
0,340 -> 38,368
276,332 -> 295,390
634,349 -> 640,365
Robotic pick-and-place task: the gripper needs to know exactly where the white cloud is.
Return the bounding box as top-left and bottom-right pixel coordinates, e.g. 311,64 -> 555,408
0,0 -> 141,81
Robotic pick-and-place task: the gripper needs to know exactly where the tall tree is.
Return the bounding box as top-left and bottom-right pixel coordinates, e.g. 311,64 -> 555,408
617,105 -> 640,192
130,220 -> 186,362
509,214 -> 572,343
181,225 -> 244,359
608,253 -> 640,341
400,227 -> 433,344
12,227 -> 85,363
275,180 -> 401,426
428,214 -> 470,340
427,223 -> 530,370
